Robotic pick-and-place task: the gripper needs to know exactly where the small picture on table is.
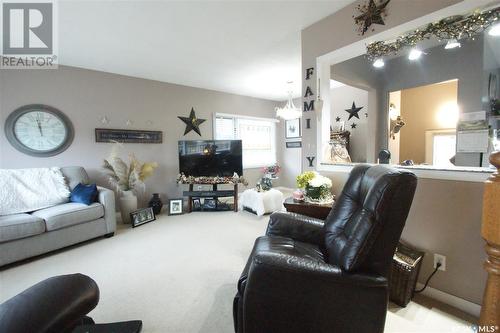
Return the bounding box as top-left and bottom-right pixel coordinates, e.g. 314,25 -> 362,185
169,198 -> 184,215
192,198 -> 201,210
131,207 -> 156,228
203,198 -> 216,209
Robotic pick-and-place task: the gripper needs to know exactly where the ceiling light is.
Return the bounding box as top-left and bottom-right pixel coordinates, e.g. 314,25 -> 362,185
275,82 -> 301,120
373,58 -> 385,68
489,23 -> 500,36
444,39 -> 461,49
408,48 -> 423,61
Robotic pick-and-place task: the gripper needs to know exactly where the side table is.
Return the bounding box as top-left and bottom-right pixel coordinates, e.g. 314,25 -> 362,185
283,197 -> 333,220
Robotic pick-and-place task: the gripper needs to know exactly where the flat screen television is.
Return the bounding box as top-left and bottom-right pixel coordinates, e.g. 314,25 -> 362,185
178,140 -> 243,177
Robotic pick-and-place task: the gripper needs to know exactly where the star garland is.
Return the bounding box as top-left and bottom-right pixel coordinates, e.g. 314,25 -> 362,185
366,6 -> 500,60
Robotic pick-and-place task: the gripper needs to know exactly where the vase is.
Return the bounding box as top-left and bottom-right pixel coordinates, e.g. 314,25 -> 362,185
119,190 -> 138,224
148,193 -> 163,215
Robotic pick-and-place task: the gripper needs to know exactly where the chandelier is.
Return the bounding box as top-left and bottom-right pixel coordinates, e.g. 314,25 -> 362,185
275,82 -> 301,120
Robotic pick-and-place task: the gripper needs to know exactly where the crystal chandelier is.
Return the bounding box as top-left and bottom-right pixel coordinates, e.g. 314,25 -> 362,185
275,82 -> 301,120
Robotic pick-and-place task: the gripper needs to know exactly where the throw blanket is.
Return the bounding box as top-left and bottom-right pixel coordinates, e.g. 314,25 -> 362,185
0,168 -> 70,215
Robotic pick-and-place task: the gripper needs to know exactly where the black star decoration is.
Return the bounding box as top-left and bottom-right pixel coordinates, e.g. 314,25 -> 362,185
354,0 -> 390,35
178,107 -> 206,136
335,116 -> 341,122
345,102 -> 364,120
351,123 -> 357,129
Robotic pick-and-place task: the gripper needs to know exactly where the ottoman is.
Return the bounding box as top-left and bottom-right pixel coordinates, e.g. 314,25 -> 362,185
239,188 -> 284,216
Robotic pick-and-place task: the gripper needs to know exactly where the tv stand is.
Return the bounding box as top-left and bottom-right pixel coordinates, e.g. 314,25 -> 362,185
183,183 -> 238,212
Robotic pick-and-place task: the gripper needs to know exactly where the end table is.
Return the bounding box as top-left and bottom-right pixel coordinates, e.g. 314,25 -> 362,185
283,197 -> 334,220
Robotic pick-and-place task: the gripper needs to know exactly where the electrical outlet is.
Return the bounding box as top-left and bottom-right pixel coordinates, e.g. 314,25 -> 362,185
434,254 -> 446,271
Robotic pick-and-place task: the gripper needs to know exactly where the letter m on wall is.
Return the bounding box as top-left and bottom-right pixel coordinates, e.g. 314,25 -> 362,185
303,100 -> 314,112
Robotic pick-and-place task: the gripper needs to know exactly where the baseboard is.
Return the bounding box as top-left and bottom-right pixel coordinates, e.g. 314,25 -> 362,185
415,283 -> 481,317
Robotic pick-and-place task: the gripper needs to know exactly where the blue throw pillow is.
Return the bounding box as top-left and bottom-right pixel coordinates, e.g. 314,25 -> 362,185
70,183 -> 98,205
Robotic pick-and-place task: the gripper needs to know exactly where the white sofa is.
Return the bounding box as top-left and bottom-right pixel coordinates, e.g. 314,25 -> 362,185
0,166 -> 116,267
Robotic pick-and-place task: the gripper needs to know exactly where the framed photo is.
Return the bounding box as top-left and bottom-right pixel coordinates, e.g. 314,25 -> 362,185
286,141 -> 302,148
203,198 -> 216,210
168,198 -> 184,215
285,118 -> 301,139
192,198 -> 201,210
131,207 -> 156,228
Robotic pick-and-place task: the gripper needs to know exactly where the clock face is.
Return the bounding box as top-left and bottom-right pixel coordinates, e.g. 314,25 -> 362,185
14,111 -> 67,152
5,105 -> 74,157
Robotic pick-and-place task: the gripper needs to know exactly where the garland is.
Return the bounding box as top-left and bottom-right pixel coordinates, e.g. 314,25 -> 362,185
176,172 -> 248,186
366,6 -> 500,60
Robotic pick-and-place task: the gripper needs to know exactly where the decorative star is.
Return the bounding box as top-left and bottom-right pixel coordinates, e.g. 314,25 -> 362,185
335,116 -> 341,122
345,102 -> 364,120
178,107 -> 206,136
351,123 -> 357,129
354,0 -> 390,35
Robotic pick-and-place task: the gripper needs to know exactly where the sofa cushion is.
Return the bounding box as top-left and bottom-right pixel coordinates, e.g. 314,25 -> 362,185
0,214 -> 45,243
32,202 -> 104,231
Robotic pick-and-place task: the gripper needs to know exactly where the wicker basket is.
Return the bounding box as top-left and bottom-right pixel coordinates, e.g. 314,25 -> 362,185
389,242 -> 425,307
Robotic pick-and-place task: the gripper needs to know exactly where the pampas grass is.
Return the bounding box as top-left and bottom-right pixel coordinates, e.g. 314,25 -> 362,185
102,142 -> 158,193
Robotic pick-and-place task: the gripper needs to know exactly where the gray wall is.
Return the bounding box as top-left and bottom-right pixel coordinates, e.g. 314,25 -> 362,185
0,66 -> 279,203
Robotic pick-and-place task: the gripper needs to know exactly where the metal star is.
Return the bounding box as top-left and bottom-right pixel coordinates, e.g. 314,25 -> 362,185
345,102 -> 364,120
335,116 -> 341,122
351,123 -> 357,129
355,0 -> 390,35
178,107 -> 206,136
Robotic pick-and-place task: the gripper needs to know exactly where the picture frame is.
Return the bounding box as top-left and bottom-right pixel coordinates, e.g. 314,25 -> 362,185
168,198 -> 184,215
192,198 -> 201,210
286,141 -> 302,148
203,198 -> 216,210
130,207 -> 156,228
285,118 -> 301,139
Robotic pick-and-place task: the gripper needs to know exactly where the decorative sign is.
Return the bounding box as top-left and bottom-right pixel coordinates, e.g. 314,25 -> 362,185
304,67 -> 315,112
95,128 -> 163,143
286,141 -> 302,148
306,156 -> 315,167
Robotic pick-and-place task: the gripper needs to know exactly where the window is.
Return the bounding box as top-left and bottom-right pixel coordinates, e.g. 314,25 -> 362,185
214,113 -> 277,168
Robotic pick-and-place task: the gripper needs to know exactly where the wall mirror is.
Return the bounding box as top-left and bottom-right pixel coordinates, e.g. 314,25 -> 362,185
321,8 -> 500,171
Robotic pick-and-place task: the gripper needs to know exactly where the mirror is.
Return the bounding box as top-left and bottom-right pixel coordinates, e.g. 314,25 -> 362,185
324,23 -> 500,169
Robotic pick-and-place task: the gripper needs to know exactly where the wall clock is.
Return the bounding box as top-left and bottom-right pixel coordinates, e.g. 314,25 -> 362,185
5,104 -> 74,157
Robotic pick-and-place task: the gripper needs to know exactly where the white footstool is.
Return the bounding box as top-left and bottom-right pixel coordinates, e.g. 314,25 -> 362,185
239,188 -> 284,216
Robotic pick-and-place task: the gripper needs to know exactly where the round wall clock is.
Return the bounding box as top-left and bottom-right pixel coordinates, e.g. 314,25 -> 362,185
5,104 -> 74,157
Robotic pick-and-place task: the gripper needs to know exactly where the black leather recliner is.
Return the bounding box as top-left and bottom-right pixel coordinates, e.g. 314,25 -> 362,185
233,164 -> 417,333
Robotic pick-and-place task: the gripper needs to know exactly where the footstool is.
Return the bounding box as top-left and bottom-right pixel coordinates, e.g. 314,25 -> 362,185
239,188 -> 284,216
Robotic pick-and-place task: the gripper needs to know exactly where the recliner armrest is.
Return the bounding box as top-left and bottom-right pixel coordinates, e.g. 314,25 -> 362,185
0,274 -> 99,333
266,211 -> 325,245
242,252 -> 388,333
97,186 -> 116,234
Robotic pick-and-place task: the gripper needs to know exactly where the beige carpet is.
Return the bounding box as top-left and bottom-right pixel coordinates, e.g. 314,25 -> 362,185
0,211 -> 475,333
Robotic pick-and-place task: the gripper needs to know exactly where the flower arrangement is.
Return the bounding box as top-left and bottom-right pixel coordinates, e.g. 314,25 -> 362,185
102,143 -> 158,193
296,171 -> 334,204
262,163 -> 281,177
176,172 -> 248,186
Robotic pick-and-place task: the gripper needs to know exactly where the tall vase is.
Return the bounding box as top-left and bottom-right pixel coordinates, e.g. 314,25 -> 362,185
119,190 -> 138,224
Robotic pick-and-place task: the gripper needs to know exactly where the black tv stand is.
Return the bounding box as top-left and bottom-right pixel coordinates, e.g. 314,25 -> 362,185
183,183 -> 238,212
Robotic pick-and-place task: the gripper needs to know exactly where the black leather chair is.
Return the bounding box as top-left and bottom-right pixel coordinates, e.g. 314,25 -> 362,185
233,164 -> 417,333
0,273 -> 142,333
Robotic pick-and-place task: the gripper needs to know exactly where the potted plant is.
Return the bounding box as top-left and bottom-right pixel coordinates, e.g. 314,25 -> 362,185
103,145 -> 158,224
296,171 -> 334,204
262,163 -> 281,179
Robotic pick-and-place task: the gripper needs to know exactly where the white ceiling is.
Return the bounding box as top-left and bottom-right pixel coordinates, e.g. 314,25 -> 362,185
58,1 -> 355,101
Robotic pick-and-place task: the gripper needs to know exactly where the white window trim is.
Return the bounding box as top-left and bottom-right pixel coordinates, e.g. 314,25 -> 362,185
213,113 -> 278,169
